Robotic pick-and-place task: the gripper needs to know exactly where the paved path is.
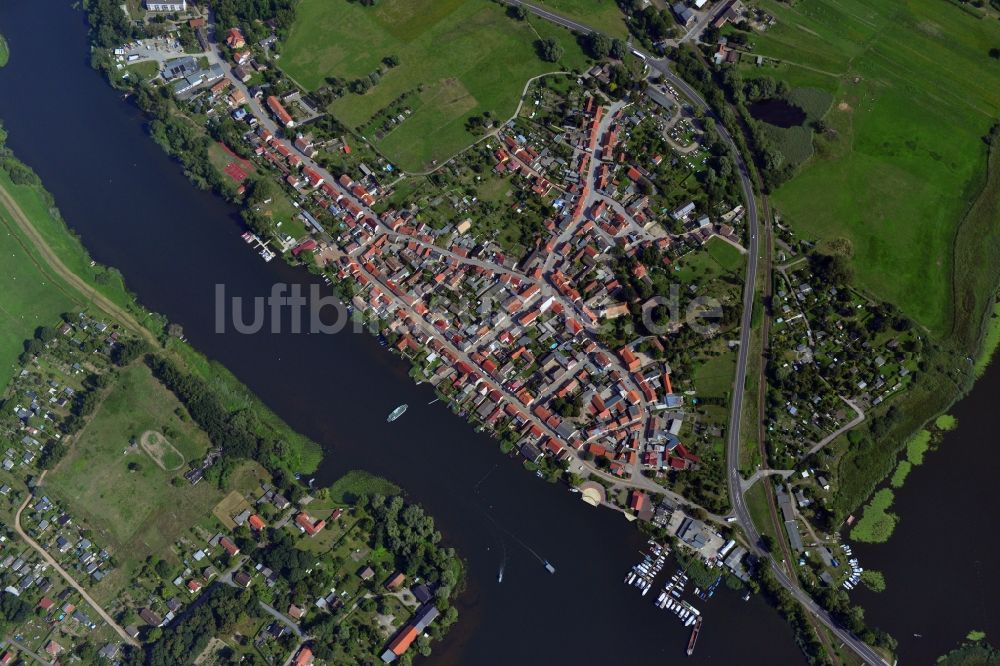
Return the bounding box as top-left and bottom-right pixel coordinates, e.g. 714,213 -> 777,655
806,398 -> 865,456
15,474 -> 140,647
740,468 -> 795,492
1,638 -> 53,665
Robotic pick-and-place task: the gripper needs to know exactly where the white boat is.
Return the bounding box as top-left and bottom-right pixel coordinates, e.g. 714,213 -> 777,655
387,404 -> 408,422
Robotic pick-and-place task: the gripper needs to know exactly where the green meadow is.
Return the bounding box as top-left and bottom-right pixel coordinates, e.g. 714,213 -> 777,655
280,0 -> 590,171
533,0 -> 630,39
0,201 -> 76,389
749,0 -> 1000,340
45,362 -> 226,599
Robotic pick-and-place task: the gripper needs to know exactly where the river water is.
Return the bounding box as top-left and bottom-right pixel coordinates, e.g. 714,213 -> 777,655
0,3 -> 927,664
849,370 -> 1000,662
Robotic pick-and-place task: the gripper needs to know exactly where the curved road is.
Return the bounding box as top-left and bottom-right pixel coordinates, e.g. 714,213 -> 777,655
15,477 -> 140,647
503,3 -> 888,663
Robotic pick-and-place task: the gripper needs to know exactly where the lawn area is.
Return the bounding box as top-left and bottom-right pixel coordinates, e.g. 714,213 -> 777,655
45,362 -> 225,597
280,0 -> 591,171
706,236 -> 745,273
533,0 -> 630,39
745,481 -> 781,548
0,34 -> 8,67
693,345 -> 736,399
0,204 -> 77,391
751,0 -> 1000,339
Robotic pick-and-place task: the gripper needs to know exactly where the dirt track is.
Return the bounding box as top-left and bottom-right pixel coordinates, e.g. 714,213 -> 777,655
0,182 -> 157,346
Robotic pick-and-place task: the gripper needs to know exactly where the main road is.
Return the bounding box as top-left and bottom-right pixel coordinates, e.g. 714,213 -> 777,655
503,2 -> 889,663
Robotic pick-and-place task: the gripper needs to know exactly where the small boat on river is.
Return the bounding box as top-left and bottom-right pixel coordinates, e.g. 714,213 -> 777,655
387,404 -> 408,422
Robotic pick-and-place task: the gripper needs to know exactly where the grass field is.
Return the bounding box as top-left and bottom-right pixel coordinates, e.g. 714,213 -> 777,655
0,204 -> 77,390
745,481 -> 781,547
0,35 -> 8,67
280,0 -> 590,171
533,0 -> 630,39
46,362 -> 223,595
706,236 -> 745,273
751,0 -> 1000,338
693,346 -> 736,399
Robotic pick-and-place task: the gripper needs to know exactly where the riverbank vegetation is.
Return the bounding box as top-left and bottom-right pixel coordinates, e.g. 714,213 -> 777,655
327,469 -> 402,504
934,414 -> 958,432
936,634 -> 999,666
849,488 -> 897,543
859,570 -> 885,593
753,565 -> 827,664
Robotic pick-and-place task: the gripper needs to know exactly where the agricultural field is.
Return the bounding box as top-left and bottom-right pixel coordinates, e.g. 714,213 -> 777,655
280,0 -> 591,171
747,0 -> 1000,339
45,362 -> 224,593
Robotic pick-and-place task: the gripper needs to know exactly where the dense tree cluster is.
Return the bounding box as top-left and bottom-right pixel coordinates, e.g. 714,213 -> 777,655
147,356 -> 292,481
88,0 -> 139,49
0,592 -> 30,631
551,392 -> 582,418
811,584 -> 897,654
537,37 -> 565,63
213,0 -> 297,42
806,252 -> 852,286
120,586 -> 252,666
149,113 -> 233,194
583,32 -> 627,61
363,495 -> 458,591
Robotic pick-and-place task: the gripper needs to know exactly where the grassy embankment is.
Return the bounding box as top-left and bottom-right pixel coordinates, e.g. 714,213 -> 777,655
280,0 -> 591,171
742,0 -> 1000,520
531,0 -> 631,39
0,135 -> 322,473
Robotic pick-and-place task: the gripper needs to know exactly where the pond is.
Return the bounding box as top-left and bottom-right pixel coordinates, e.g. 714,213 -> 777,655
748,98 -> 807,128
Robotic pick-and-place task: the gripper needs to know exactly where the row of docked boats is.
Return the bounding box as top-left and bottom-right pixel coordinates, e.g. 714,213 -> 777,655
624,541 -> 668,597
840,543 -> 864,590
241,231 -> 275,262
657,568 -> 705,655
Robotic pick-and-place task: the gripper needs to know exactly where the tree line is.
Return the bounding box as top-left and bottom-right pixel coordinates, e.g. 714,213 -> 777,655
146,355 -> 293,483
